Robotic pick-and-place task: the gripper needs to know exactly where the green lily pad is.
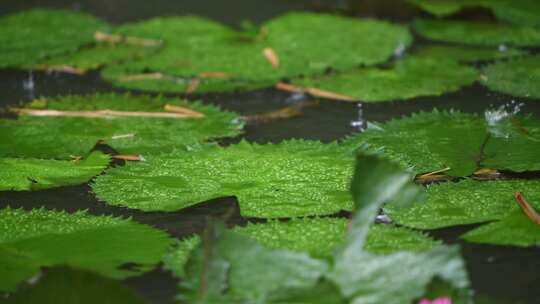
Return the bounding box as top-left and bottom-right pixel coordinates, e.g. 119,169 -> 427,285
292,56 -> 478,102
386,179 -> 540,247
0,151 -> 110,191
102,13 -> 411,93
414,45 -> 526,63
0,9 -> 109,68
408,0 -> 540,27
345,110 -> 540,176
480,55 -> 540,99
38,43 -> 159,73
92,140 -> 354,217
0,208 -> 172,292
386,179 -> 540,229
414,19 -> 540,47
163,218 -> 441,278
0,93 -> 242,159
328,154 -> 469,304
462,208 -> 540,247
0,268 -> 145,304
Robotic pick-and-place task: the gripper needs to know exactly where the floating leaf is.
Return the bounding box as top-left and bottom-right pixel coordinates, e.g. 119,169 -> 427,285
92,140 -> 354,217
0,268 -> 145,304
179,223 -> 328,303
386,179 -> 540,247
102,13 -> 411,93
462,208 -> 540,247
480,55 -> 540,99
414,19 -> 540,47
163,218 -> 441,278
35,43 -> 159,73
0,208 -> 172,292
0,93 -> 242,159
0,151 -> 110,191
386,179 -> 540,229
292,56 -> 478,103
0,9 -> 109,68
408,0 -> 540,27
414,45 -> 525,63
344,110 -> 540,176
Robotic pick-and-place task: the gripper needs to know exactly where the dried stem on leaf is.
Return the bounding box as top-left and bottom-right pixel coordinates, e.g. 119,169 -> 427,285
514,192 -> 540,226
32,64 -> 86,75
112,155 -> 144,161
94,31 -> 162,47
164,104 -> 205,118
15,108 -> 204,119
275,82 -> 356,102
263,47 -> 280,68
118,72 -> 175,82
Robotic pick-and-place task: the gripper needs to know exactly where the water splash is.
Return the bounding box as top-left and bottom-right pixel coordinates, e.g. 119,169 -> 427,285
393,42 -> 407,58
285,91 -> 307,104
484,100 -> 524,138
350,103 -> 366,131
23,70 -> 36,99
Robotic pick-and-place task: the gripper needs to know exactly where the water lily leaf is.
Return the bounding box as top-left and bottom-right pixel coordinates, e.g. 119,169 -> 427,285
462,207 -> 540,247
163,218 -> 441,278
408,0 -> 540,27
327,154 -> 469,304
0,93 -> 242,159
0,208 -> 172,292
414,19 -> 540,47
92,140 -> 354,217
37,43 -> 159,73
414,45 -> 526,63
179,223 -> 328,304
291,56 -> 478,103
386,179 -> 540,229
481,55 -> 540,99
0,268 -> 145,304
0,9 -> 109,68
387,179 -> 540,247
0,151 -> 110,191
102,13 -> 411,93
345,110 -> 540,176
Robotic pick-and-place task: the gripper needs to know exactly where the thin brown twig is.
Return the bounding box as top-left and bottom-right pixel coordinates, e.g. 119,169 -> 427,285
262,47 -> 280,68
164,104 -> 205,118
94,31 -> 162,47
515,192 -> 540,226
275,82 -> 356,102
15,108 -> 204,119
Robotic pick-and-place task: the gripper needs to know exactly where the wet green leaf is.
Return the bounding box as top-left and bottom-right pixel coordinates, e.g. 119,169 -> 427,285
0,268 -> 144,304
92,140 -> 354,217
179,223 -> 328,303
292,56 -> 478,102
328,154 -> 469,304
345,110 -> 540,176
0,151 -> 110,191
0,9 -> 109,68
481,55 -> 540,99
387,179 -> 540,247
40,43 -> 158,72
0,208 -> 172,292
0,93 -> 242,159
163,218 -> 441,278
386,179 -> 540,229
414,19 -> 540,47
462,206 -> 540,247
414,45 -> 525,63
408,0 -> 540,27
102,13 -> 411,93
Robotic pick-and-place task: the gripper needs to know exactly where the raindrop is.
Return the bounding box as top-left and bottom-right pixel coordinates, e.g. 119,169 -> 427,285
350,103 -> 367,131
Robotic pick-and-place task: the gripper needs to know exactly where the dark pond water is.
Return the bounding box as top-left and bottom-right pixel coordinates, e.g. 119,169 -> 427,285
1,1 -> 540,303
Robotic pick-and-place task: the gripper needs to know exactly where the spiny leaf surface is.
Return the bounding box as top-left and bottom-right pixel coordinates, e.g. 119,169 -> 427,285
481,55 -> 540,99
0,208 -> 172,292
414,45 -> 525,63
292,56 -> 478,102
0,9 -> 109,68
92,140 -> 354,217
0,93 -> 242,159
0,151 -> 110,191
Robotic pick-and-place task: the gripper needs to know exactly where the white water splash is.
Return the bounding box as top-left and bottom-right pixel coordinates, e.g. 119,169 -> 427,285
484,100 -> 524,138
393,42 -> 407,58
350,103 -> 366,131
23,70 -> 35,99
285,91 -> 307,104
